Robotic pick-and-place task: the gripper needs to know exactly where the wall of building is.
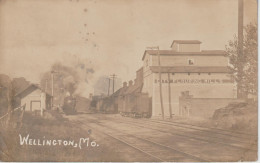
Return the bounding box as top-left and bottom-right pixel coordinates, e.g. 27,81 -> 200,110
179,97 -> 245,119
147,72 -> 236,117
143,52 -> 152,73
171,43 -> 201,52
21,89 -> 49,111
136,67 -> 144,85
118,93 -> 151,117
21,89 -> 41,111
178,44 -> 200,52
171,43 -> 178,51
151,55 -> 228,67
142,54 -> 154,96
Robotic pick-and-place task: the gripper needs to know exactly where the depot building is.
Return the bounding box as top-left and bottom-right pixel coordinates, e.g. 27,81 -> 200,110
141,40 -> 237,117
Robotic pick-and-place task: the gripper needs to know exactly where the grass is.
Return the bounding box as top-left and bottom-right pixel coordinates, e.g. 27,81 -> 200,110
0,110 -> 123,161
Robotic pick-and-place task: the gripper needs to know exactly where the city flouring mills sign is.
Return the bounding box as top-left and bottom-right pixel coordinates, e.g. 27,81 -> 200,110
154,79 -> 234,84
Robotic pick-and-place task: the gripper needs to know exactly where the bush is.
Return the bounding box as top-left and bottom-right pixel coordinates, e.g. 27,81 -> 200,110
212,101 -> 257,133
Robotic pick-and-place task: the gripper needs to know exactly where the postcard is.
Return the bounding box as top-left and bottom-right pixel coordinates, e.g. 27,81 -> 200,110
0,0 -> 257,162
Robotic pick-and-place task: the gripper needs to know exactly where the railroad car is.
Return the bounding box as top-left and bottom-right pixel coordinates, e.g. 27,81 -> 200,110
96,97 -> 118,114
118,93 -> 151,118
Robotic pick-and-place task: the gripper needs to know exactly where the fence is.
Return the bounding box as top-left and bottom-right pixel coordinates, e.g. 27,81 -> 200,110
0,104 -> 26,129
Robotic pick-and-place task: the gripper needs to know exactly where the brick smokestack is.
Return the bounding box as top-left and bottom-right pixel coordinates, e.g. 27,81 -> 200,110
89,93 -> 93,100
128,80 -> 133,86
134,79 -> 137,85
123,82 -> 127,88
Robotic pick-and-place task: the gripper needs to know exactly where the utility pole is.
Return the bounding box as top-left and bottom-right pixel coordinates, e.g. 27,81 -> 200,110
147,46 -> 164,119
110,74 -> 117,94
168,73 -> 172,118
237,0 -> 244,98
51,74 -> 54,96
51,71 -> 58,108
107,78 -> 110,96
157,47 -> 164,119
45,79 -> 48,92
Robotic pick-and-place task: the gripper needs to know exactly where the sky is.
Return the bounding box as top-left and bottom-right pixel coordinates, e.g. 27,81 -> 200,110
0,0 -> 257,95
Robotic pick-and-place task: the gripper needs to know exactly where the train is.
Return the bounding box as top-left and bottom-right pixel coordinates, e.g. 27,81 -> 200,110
61,88 -> 152,117
93,82 -> 152,118
62,95 -> 77,115
93,93 -> 119,114
118,92 -> 152,118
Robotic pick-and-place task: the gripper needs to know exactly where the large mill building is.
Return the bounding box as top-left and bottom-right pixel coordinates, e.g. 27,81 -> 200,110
141,40 -> 237,117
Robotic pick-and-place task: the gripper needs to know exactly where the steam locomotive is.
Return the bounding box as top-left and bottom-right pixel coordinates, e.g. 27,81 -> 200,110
62,95 -> 76,115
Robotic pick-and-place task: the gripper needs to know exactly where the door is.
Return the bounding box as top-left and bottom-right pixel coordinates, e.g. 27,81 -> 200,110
30,101 -> 41,111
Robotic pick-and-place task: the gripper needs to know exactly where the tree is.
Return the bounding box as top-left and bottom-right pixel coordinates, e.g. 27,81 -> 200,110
40,63 -> 79,106
0,75 -> 28,125
0,74 -> 12,116
226,22 -> 257,97
0,75 -> 30,112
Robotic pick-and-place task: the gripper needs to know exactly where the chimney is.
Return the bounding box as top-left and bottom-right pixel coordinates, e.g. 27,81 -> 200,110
123,82 -> 127,88
128,80 -> 133,86
134,79 -> 137,85
89,93 -> 93,100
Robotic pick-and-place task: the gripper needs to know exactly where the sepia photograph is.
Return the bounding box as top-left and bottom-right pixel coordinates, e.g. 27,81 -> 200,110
0,0 -> 258,162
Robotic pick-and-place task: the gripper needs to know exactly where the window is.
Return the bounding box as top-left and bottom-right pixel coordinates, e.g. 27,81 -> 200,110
188,59 -> 194,65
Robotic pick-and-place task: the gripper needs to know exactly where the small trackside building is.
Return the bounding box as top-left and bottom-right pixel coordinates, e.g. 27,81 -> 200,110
15,84 -> 52,112
141,40 -> 237,118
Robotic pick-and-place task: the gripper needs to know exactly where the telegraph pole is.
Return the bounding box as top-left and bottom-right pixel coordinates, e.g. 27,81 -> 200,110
110,74 -> 117,94
45,79 -> 48,92
51,73 -> 54,97
168,73 -> 172,118
107,78 -> 110,96
147,46 -> 164,119
51,71 -> 58,108
237,0 -> 244,98
157,47 -> 164,119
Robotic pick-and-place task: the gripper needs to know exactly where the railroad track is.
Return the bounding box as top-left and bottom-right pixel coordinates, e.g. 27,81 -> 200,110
69,114 -> 257,161
148,119 -> 257,138
118,116 -> 256,140
100,117 -> 257,152
79,121 -> 210,162
123,118 -> 255,141
143,118 -> 258,146
109,115 -> 256,141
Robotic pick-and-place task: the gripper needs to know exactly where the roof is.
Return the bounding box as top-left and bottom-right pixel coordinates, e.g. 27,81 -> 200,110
125,83 -> 143,94
109,82 -> 143,97
15,84 -> 52,97
149,66 -> 233,73
110,87 -> 123,97
136,67 -> 143,73
170,40 -> 202,47
142,50 -> 227,60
